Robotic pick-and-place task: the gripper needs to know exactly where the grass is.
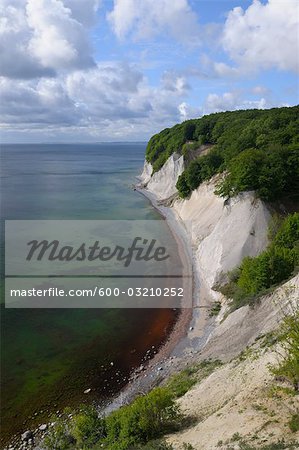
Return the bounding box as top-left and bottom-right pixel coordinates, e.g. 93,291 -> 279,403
166,360 -> 222,399
289,412 -> 299,432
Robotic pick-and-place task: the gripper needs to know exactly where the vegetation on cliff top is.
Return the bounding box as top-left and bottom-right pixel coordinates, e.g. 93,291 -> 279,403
146,106 -> 299,201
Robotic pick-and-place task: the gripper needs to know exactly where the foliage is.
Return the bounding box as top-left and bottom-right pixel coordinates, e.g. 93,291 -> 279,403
43,361 -> 223,450
216,144 -> 299,201
220,213 -> 299,310
274,212 -> 299,249
135,439 -> 174,449
71,406 -> 106,447
271,310 -> 299,391
288,412 -> 299,432
209,301 -> 222,317
166,360 -> 221,398
145,106 -> 299,201
44,415 -> 75,450
104,387 -> 179,449
177,149 -> 223,198
237,246 -> 296,296
44,387 -> 180,450
166,366 -> 198,398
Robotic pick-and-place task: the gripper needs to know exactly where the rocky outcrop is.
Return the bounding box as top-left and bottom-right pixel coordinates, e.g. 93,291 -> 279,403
140,153 -> 184,199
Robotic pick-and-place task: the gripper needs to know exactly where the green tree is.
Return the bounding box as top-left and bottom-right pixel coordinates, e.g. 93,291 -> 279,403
176,172 -> 191,198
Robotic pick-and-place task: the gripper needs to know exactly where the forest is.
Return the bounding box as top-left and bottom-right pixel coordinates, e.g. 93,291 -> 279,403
145,106 -> 299,201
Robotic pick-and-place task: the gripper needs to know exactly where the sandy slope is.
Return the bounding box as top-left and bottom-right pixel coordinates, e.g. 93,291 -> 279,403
165,275 -> 299,450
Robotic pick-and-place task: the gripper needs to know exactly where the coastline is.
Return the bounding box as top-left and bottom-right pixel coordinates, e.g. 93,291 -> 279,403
103,181 -> 216,413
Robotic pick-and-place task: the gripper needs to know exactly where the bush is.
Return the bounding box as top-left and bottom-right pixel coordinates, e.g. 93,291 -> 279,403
176,149 -> 223,197
104,387 -> 180,449
44,419 -> 75,450
272,310 -> 299,391
289,413 -> 299,432
220,213 -> 299,310
274,213 -> 299,249
237,245 -> 296,296
167,367 -> 198,398
167,360 -> 221,398
71,406 -> 106,447
44,387 -> 181,450
176,172 -> 191,198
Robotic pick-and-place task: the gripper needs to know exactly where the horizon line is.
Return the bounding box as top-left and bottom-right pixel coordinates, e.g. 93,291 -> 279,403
1,141 -> 148,145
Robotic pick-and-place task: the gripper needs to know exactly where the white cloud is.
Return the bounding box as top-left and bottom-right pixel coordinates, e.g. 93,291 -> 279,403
162,72 -> 190,95
0,0 -> 99,79
0,63 -> 191,139
178,102 -> 201,121
0,77 -> 80,126
203,91 -> 271,114
64,0 -> 101,26
65,63 -> 149,121
222,0 -> 299,73
107,0 -> 200,43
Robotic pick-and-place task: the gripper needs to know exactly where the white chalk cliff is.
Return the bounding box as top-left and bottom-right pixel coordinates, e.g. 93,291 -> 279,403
140,153 -> 184,199
141,154 -> 271,299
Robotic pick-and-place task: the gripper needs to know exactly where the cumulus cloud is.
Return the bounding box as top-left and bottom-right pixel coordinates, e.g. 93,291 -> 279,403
0,0 -> 99,79
203,91 -> 270,114
0,77 -> 80,126
162,72 -> 190,95
65,63 -> 150,121
107,0 -> 200,43
222,0 -> 299,73
178,102 -> 201,121
0,62 -> 190,139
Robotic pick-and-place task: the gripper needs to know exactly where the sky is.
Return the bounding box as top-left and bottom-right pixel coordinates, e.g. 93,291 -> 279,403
0,0 -> 298,143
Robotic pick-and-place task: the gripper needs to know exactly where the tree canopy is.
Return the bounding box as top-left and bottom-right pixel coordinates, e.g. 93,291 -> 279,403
146,106 -> 299,201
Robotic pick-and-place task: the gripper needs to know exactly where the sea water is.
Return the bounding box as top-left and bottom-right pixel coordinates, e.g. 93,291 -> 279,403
0,143 -> 178,442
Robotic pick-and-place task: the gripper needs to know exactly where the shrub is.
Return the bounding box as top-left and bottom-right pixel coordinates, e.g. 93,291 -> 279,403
237,246 -> 296,296
289,413 -> 299,432
71,406 -> 106,447
44,419 -> 75,450
176,172 -> 191,198
272,310 -> 299,391
104,387 -> 180,449
176,149 -> 223,197
220,213 -> 299,310
274,213 -> 299,249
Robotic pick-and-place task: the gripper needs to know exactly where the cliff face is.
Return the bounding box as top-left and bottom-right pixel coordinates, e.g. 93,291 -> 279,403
141,155 -> 271,299
140,153 -> 184,199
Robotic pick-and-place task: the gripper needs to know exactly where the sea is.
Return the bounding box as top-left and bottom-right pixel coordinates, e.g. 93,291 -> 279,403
0,143 -> 178,443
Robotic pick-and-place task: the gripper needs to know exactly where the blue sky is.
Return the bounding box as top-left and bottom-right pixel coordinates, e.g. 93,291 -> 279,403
0,0 -> 298,142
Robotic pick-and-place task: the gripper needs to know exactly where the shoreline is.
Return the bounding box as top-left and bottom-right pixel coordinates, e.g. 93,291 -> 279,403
103,182 -> 216,412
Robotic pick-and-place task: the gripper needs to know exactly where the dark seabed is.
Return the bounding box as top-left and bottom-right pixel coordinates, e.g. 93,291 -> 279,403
0,143 -> 178,443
